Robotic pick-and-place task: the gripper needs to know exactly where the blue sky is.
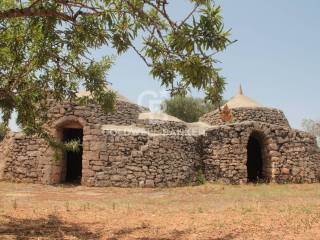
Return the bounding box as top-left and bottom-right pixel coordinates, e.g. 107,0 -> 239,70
9,1 -> 320,130
95,0 -> 320,129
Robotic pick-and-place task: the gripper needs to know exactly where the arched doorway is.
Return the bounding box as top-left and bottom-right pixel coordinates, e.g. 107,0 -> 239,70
63,127 -> 83,184
247,131 -> 268,183
55,119 -> 84,184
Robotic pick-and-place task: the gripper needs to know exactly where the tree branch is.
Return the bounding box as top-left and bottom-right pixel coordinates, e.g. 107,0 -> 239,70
0,7 -> 74,21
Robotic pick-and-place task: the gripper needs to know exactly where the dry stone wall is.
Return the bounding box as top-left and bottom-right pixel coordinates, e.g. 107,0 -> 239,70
85,130 -> 202,187
200,107 -> 290,127
276,130 -> 320,183
136,119 -> 188,134
0,133 -> 53,184
203,121 -> 320,184
0,134 -> 13,180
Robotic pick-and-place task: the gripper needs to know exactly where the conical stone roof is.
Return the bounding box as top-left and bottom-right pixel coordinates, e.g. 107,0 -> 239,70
223,85 -> 262,109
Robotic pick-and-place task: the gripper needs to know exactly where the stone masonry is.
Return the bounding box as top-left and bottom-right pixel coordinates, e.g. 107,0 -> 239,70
0,134 -> 51,184
200,107 -> 290,127
0,89 -> 319,187
86,131 -> 202,187
203,121 -> 320,184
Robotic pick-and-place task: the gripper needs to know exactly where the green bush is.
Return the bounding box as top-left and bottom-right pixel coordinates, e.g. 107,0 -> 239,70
64,139 -> 82,153
196,169 -> 206,185
162,96 -> 222,123
0,124 -> 8,142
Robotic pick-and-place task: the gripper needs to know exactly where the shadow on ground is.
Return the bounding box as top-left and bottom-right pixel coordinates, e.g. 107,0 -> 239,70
0,215 -> 239,240
0,214 -> 100,240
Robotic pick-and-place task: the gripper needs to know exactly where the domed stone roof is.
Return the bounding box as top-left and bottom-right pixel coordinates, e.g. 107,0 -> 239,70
199,85 -> 290,127
73,85 -> 148,126
223,85 -> 262,109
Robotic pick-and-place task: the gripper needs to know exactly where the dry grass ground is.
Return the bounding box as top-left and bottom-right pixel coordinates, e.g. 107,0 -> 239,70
0,182 -> 320,240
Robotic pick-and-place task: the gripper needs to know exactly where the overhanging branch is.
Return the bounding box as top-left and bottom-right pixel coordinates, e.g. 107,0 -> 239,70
0,7 -> 74,21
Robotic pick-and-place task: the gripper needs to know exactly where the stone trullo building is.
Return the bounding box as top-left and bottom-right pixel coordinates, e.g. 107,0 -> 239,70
0,87 -> 319,187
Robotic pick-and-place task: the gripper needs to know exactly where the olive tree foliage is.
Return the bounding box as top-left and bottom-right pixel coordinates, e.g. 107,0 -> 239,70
0,0 -> 232,139
302,119 -> 320,146
0,123 -> 8,141
161,96 -> 224,122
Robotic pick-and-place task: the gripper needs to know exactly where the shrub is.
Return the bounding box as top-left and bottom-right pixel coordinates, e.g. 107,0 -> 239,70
64,139 -> 82,153
161,96 -> 223,123
0,123 -> 8,142
196,169 -> 206,185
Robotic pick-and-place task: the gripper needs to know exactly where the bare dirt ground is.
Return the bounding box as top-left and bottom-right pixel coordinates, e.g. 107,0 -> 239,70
0,182 -> 320,240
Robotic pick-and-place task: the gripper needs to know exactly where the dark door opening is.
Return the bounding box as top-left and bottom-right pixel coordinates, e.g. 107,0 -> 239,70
63,128 -> 83,184
247,135 -> 263,182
